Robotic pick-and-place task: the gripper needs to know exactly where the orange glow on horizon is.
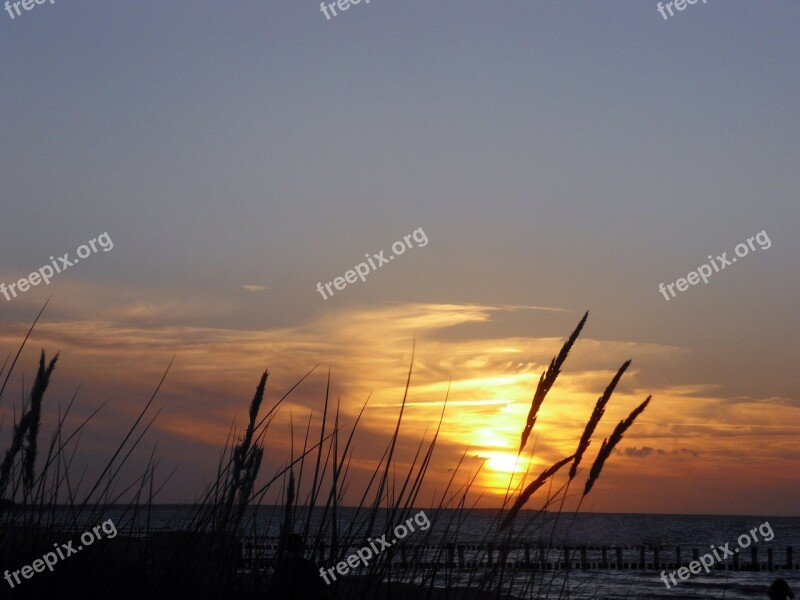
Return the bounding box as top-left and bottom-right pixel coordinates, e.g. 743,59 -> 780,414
0,302 -> 797,513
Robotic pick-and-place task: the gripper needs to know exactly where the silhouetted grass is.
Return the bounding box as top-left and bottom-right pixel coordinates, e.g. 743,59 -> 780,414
0,307 -> 651,599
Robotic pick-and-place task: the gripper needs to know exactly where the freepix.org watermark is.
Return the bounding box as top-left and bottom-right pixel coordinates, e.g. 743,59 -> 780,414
318,510 -> 430,584
320,0 -> 371,21
4,0 -> 55,21
656,0 -> 708,21
316,227 -> 427,300
660,521 -> 774,588
1,232 -> 114,302
658,230 -> 770,302
4,519 -> 118,588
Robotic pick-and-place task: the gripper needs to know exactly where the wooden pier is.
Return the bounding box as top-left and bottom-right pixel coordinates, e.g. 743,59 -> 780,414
241,540 -> 799,572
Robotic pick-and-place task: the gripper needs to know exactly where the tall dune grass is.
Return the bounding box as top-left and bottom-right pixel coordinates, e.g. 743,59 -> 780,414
0,307 -> 650,599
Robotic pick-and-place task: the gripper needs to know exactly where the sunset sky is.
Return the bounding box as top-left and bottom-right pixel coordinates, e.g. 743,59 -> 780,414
1,1 -> 798,515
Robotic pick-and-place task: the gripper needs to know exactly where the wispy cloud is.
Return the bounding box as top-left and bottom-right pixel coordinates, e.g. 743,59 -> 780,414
1,289 -> 797,511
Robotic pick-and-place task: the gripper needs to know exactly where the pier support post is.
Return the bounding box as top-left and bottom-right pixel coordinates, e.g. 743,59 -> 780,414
500,543 -> 509,567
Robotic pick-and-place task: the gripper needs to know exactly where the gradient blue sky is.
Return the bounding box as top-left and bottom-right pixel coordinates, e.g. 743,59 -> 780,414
1,1 -> 798,513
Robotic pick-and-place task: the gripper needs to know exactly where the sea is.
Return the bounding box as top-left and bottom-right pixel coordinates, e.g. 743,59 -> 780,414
17,506 -> 800,599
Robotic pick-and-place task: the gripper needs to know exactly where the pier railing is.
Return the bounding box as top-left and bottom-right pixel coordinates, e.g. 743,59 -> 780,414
240,539 -> 798,572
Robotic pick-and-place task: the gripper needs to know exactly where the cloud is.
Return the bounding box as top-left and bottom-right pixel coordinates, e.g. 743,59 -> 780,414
677,448 -> 700,458
241,284 -> 268,292
617,446 -> 700,459
1,287 -> 795,510
622,446 -> 655,457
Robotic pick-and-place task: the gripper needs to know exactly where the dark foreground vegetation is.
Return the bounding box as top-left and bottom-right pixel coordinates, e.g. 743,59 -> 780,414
0,307 -> 649,599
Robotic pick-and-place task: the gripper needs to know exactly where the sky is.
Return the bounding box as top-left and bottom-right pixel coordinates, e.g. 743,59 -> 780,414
1,1 -> 798,515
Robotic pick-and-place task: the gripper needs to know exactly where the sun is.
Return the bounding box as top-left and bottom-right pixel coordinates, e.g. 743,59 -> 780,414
482,451 -> 526,474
